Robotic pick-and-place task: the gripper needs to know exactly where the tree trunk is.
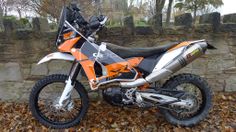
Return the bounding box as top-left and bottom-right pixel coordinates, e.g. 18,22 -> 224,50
166,0 -> 173,26
193,8 -> 197,24
0,7 -> 3,31
193,4 -> 198,24
154,0 -> 165,33
17,9 -> 22,19
4,7 -> 7,16
124,0 -> 134,15
124,0 -> 129,15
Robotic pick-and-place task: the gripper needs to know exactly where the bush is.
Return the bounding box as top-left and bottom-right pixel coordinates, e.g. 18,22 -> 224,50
3,16 -> 31,30
18,18 -> 30,25
16,18 -> 31,29
49,22 -> 58,31
107,20 -> 122,27
135,20 -> 149,27
3,16 -> 17,21
2,16 -> 18,31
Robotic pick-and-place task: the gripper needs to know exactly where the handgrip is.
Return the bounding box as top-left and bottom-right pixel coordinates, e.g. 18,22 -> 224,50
87,20 -> 100,29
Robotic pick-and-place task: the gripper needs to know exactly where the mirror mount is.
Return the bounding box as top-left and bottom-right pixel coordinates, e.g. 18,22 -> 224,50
100,42 -> 107,52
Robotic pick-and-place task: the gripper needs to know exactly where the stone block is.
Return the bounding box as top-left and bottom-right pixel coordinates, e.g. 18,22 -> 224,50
123,16 -> 135,35
206,79 -> 224,91
205,73 -> 229,80
164,27 -> 179,35
0,82 -> 23,101
0,80 -> 35,101
224,67 -> 236,74
175,13 -> 193,28
206,39 -> 230,54
103,27 -> 123,36
22,67 -> 31,80
176,66 -> 193,75
31,63 -> 48,76
222,60 -> 235,70
3,18 -> 16,36
191,68 -> 205,75
199,12 -> 221,32
223,13 -> 236,23
15,30 -> 33,40
124,16 -> 134,27
225,75 -> 236,91
199,12 -> 221,24
222,53 -> 236,60
135,26 -> 154,35
207,58 -> 223,74
229,46 -> 236,55
220,23 -> 236,32
195,24 -> 213,33
22,81 -> 35,92
48,61 -> 72,75
192,58 -> 207,69
32,17 -> 50,32
0,63 -> 22,81
20,81 -> 35,101
228,37 -> 236,46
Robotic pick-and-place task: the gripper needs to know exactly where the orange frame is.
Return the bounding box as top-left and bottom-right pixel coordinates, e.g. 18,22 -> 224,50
58,37 -> 144,90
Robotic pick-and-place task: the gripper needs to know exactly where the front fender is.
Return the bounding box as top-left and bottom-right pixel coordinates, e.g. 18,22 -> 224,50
38,52 -> 75,65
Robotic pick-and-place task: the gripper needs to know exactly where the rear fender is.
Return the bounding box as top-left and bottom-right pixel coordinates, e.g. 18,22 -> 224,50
37,52 -> 75,65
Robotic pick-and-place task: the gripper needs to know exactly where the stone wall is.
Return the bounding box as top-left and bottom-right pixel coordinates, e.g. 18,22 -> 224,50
0,14 -> 236,101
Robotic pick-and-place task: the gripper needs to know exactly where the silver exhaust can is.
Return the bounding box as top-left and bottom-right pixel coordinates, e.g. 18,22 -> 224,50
146,41 -> 208,83
120,41 -> 208,88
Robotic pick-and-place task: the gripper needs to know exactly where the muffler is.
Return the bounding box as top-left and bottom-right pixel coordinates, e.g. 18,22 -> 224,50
120,41 -> 208,88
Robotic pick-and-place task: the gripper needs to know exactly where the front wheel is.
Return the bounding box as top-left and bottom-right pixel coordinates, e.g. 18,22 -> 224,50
160,73 -> 212,127
29,74 -> 89,129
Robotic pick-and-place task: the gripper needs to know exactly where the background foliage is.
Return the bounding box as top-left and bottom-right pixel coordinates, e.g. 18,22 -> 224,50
0,0 -> 224,30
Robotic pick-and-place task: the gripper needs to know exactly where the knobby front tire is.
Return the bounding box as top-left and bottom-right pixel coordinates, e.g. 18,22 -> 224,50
29,74 -> 89,129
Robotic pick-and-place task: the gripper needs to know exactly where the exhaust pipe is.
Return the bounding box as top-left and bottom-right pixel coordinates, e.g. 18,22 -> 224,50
120,41 -> 208,88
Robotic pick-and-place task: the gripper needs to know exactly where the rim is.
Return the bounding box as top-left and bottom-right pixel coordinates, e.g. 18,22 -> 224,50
35,81 -> 82,125
169,83 -> 205,120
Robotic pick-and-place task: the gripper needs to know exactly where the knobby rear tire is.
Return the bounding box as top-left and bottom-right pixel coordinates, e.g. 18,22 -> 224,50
160,73 -> 213,127
29,74 -> 89,129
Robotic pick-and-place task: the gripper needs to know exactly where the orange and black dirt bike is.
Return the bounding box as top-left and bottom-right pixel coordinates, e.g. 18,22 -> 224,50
29,4 -> 216,129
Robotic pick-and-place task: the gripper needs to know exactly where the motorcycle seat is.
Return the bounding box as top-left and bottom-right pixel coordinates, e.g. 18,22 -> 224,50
106,42 -> 179,58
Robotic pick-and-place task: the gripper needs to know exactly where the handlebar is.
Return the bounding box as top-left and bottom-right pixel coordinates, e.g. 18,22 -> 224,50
69,4 -> 108,36
71,3 -> 80,11
87,16 -> 108,29
100,16 -> 108,25
87,20 -> 101,29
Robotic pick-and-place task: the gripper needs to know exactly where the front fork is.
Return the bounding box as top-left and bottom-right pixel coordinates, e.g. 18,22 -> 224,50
58,60 -> 81,107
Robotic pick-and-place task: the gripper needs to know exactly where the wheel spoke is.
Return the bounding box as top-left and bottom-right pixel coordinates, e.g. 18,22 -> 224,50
169,82 -> 204,119
36,81 -> 82,124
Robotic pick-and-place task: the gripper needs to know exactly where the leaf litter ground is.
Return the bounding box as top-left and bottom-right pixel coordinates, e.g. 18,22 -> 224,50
0,92 -> 235,132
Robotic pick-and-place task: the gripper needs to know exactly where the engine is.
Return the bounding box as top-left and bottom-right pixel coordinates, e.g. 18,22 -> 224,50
102,87 -> 191,109
102,88 -> 135,106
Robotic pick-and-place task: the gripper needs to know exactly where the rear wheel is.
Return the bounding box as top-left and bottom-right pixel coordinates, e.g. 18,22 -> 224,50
29,74 -> 89,129
160,73 -> 212,127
